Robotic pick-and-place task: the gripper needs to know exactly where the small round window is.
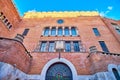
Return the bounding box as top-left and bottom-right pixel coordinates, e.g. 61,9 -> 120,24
57,19 -> 64,24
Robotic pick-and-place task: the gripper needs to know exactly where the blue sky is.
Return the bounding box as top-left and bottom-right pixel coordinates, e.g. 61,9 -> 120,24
13,0 -> 120,20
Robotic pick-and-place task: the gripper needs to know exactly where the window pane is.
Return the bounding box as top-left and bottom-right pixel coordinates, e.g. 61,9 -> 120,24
71,27 -> 77,36
99,41 -> 109,52
49,41 -> 55,52
44,28 -> 49,36
111,23 -> 120,34
22,29 -> 29,36
64,27 -> 69,36
40,41 -> 47,52
116,28 -> 120,34
65,41 -> 71,52
93,28 -> 100,36
73,41 -> 80,52
0,12 -> 3,17
58,27 -> 63,36
112,68 -> 120,80
51,27 -> 56,36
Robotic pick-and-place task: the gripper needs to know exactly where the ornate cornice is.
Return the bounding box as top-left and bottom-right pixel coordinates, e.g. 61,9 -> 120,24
23,11 -> 99,18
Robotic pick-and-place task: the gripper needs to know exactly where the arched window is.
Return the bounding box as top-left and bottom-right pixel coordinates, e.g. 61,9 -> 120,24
71,27 -> 77,36
58,27 -> 63,36
51,27 -> 56,36
0,12 -> 3,17
8,25 -> 12,29
44,27 -> 49,36
112,68 -> 120,80
64,27 -> 69,36
46,63 -> 73,80
4,19 -> 8,23
1,16 -> 6,20
7,22 -> 10,26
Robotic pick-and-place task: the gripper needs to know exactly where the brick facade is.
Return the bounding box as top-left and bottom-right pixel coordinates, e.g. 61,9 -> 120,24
0,1 -> 120,80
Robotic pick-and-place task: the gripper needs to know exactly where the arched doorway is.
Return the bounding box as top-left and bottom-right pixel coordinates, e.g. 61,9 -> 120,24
45,63 -> 73,80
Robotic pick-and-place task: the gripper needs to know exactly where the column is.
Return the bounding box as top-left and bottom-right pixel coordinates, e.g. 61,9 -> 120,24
56,27 -> 58,36
69,27 -> 72,36
76,27 -> 79,36
46,41 -> 49,52
41,28 -> 44,36
71,41 -> 74,52
49,27 -> 51,36
0,12 -> 3,19
63,27 -> 65,36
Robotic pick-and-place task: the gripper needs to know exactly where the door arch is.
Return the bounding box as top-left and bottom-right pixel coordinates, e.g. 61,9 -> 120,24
41,58 -> 78,80
45,63 -> 73,80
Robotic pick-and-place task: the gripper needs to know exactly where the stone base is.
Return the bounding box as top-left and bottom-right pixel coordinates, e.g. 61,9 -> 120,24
0,62 -> 120,80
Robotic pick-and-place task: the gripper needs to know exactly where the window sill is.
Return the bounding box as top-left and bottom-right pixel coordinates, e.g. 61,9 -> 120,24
32,51 -> 87,53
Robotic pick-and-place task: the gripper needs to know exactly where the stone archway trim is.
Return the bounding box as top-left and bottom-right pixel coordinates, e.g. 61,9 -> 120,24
40,58 -> 78,80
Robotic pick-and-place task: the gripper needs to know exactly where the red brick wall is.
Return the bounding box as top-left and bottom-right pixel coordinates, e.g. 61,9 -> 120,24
14,16 -> 120,53
9,16 -> 120,75
0,38 -> 31,73
0,21 -> 11,37
0,1 -> 120,75
89,53 -> 120,74
0,0 -> 20,37
28,52 -> 120,75
102,18 -> 120,43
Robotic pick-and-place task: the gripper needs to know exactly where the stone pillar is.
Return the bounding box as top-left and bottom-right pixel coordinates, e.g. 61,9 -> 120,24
76,27 -> 79,36
63,27 -> 65,36
49,27 -> 51,36
69,27 -> 72,36
41,28 -> 45,36
71,41 -> 74,52
46,41 -> 49,52
56,27 -> 58,36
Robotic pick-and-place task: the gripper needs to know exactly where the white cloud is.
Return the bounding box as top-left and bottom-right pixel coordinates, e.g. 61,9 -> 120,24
99,6 -> 113,17
108,6 -> 113,10
100,12 -> 105,17
28,9 -> 37,12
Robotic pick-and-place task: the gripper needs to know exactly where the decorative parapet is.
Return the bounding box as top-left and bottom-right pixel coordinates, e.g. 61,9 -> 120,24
23,11 -> 99,18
